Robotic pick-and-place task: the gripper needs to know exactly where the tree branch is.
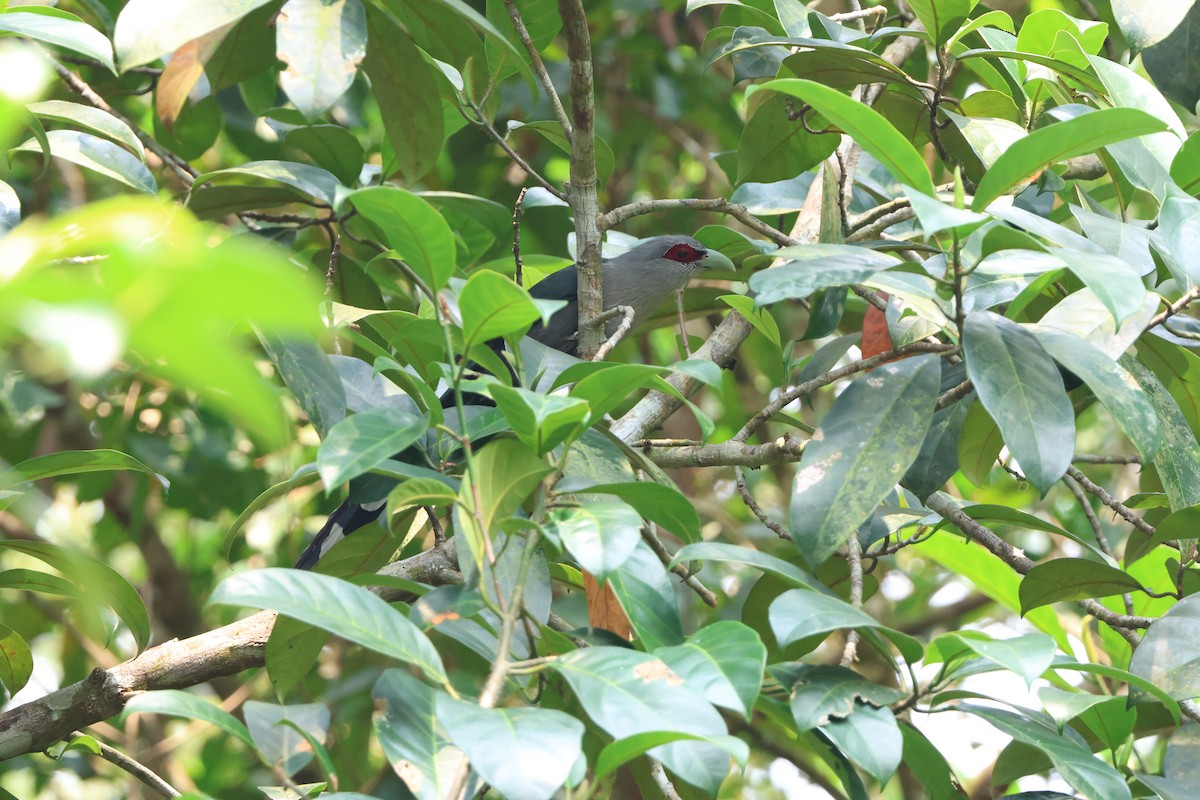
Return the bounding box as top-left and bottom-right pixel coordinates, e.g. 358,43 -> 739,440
598,198 -> 791,245
502,0 -> 574,140
0,543 -> 460,762
557,0 -> 604,360
637,437 -> 806,468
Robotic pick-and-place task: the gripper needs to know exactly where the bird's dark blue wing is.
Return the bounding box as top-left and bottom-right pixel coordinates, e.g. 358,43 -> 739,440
528,265 -> 580,356
294,497 -> 387,570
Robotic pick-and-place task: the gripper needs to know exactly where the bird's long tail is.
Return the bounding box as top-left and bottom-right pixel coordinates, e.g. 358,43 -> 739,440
294,498 -> 387,570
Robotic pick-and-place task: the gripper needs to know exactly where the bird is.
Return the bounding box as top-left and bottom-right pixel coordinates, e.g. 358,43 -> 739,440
295,234 -> 726,569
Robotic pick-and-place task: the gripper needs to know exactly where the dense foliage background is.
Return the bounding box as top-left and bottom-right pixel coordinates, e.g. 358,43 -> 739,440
2,0 -> 1200,798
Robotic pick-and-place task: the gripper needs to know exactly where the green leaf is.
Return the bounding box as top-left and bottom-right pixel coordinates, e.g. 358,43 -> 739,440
207,567 -> 446,682
224,465 -> 321,558
317,407 -> 426,489
26,101 -> 142,159
773,663 -> 906,731
671,542 -> 820,589
243,700 -> 329,777
363,6 -> 444,183
387,477 -> 458,511
971,108 -> 1169,210
113,0 -> 273,69
373,669 -> 465,800
567,363 -> 669,424
735,94 -> 838,184
899,724 -> 960,800
185,184 -> 310,219
510,120 -> 614,184
903,185 -> 990,237
769,589 -> 923,663
348,186 -> 457,291
906,0 -> 972,44
124,690 -> 254,747
553,647 -> 731,795
436,697 -> 584,800
0,624 -> 32,697
605,541 -> 685,650
457,438 -> 549,568
1052,250 -> 1147,325
1130,592 -> 1200,701
192,160 -> 345,205
259,335 -> 346,439
13,131 -> 156,194
930,631 -> 1057,686
569,481 -> 701,543
0,568 -> 80,598
1126,356 -> 1200,511
545,501 -> 642,583
0,8 -> 115,72
459,270 -> 542,346
751,78 -> 935,195
0,449 -> 161,492
822,702 -> 903,785
790,355 -> 939,566
748,244 -> 899,306
276,0 -> 366,119
594,731 -> 743,782
0,541 -> 150,652
488,385 -> 588,456
1036,332 -> 1160,462
720,294 -> 781,346
961,705 -> 1132,800
962,311 -> 1074,494
656,621 -> 766,717
285,126 -> 365,186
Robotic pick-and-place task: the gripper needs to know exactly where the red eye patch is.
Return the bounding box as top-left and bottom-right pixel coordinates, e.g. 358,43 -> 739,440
663,243 -> 706,263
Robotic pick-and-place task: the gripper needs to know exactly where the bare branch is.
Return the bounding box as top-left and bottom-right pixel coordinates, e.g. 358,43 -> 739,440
90,737 -> 182,798
1066,465 -> 1155,536
639,437 -> 806,469
641,524 -> 718,608
598,198 -> 791,246
501,0 -> 574,139
735,466 -> 792,541
589,304 -> 636,361
465,98 -> 566,201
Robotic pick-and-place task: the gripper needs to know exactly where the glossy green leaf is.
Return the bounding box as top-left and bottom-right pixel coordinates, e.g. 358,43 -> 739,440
0,568 -> 80,598
971,108 -> 1169,210
387,478 -> 458,510
1052,250 -> 1147,324
1037,332 -> 1160,462
348,186 -> 457,291
594,731 -> 747,782
285,126 -> 365,186
962,311 -> 1074,493
822,703 -> 903,785
789,355 -> 939,566
316,407 -> 425,489
748,244 -> 899,306
510,120 -> 614,184
554,647 -> 731,794
1126,356 -> 1200,511
437,697 -> 584,800
13,131 -> 155,194
605,541 -> 684,650
27,101 -> 142,159
488,385 -> 588,456
545,501 -> 642,583
459,270 -> 541,346
244,700 -> 329,777
208,567 -> 446,682
363,6 -> 444,183
193,160 -> 344,205
569,481 -> 701,543
962,705 -> 1132,800
770,589 -> 923,662
0,8 -> 114,72
751,78 -> 935,195
0,540 -> 150,652
113,0 -> 273,69
736,94 -> 838,184
931,631 -> 1057,686
567,363 -> 669,424
373,669 -> 469,800
124,689 -> 254,747
656,621 -> 766,717
0,624 -> 32,697
0,449 -> 161,491
671,542 -> 819,589
720,294 -> 782,346
1022,561 -> 1142,618
276,0 -> 366,119
1130,592 -> 1200,701
259,335 -> 346,439
906,0 -> 972,44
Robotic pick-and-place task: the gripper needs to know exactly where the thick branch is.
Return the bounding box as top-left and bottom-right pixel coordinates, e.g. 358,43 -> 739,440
638,437 -> 806,469
557,0 -> 604,359
599,198 -> 791,245
0,543 -> 459,762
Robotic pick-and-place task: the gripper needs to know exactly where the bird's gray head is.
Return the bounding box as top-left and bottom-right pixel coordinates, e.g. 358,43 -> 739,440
612,235 -> 712,276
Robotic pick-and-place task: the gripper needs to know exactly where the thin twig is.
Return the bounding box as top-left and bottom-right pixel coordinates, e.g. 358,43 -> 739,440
1066,466 -> 1155,536
512,186 -> 528,286
841,534 -> 863,666
829,4 -> 887,24
641,524 -> 717,607
1073,454 -> 1141,465
85,736 -> 182,798
735,466 -> 792,540
649,759 -> 685,800
1064,475 -> 1133,614
590,305 -> 636,361
501,0 -> 574,140
599,197 -> 791,246
675,289 -> 692,358
935,379 -> 974,410
464,99 -> 566,201
1148,285 -> 1200,331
